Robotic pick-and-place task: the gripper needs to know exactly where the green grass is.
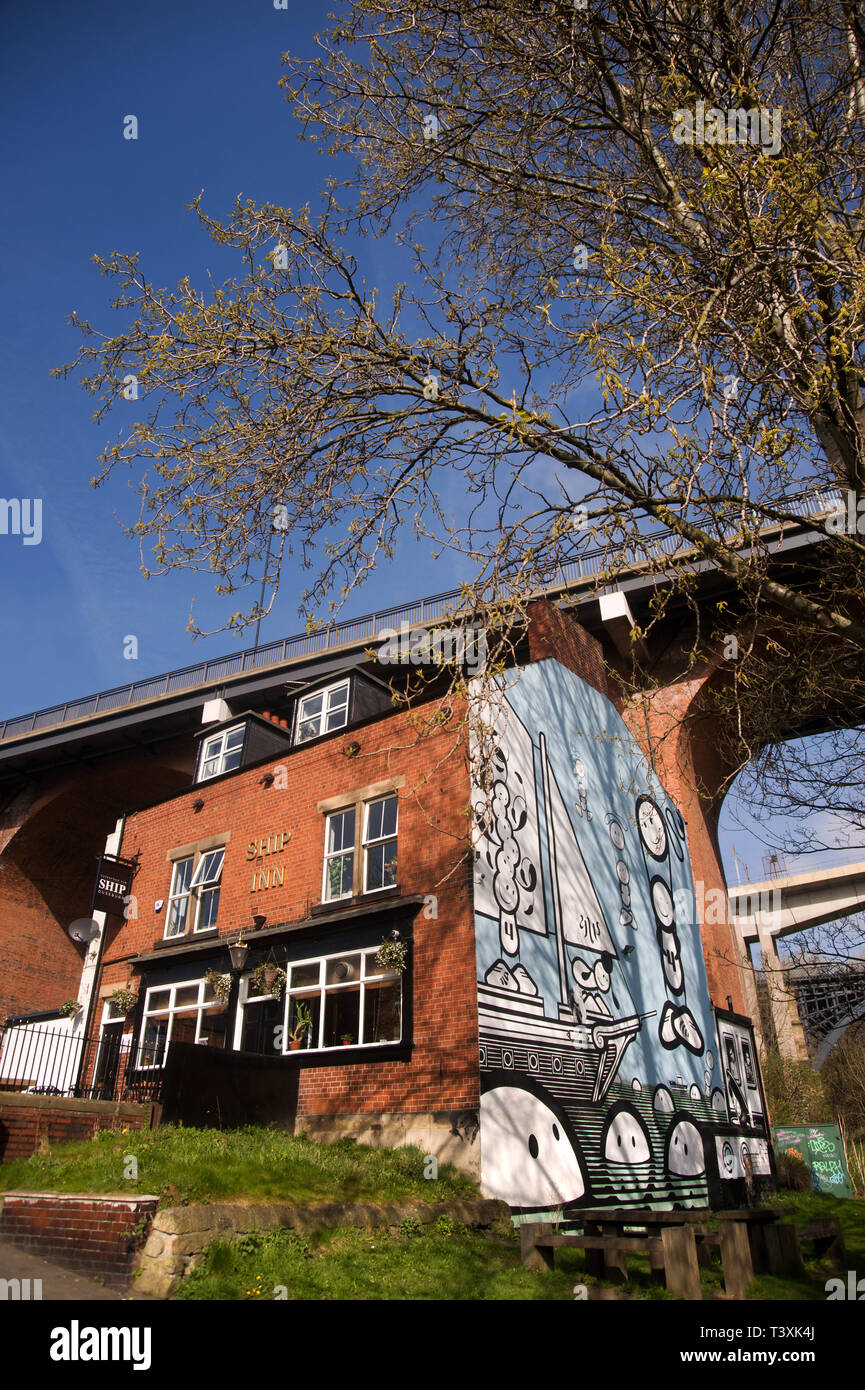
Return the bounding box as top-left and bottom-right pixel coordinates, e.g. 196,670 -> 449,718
175,1222 -> 603,1301
175,1190 -> 865,1301
0,1125 -> 478,1207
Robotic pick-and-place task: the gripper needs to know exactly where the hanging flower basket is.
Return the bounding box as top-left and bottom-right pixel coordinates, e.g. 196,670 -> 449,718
58,999 -> 82,1018
204,969 -> 232,1003
375,939 -> 407,974
250,963 -> 286,999
109,988 -> 138,1015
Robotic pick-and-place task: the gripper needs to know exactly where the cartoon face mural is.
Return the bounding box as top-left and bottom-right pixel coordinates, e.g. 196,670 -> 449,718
603,1106 -> 651,1165
472,664 -> 755,1213
666,1118 -> 706,1177
480,1085 -> 586,1206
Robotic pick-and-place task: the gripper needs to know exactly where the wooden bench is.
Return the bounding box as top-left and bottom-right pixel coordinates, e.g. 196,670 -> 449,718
521,1215 -> 704,1299
521,1206 -> 803,1299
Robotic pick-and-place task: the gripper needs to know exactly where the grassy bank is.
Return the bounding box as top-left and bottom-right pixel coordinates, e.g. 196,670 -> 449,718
0,1125 -> 478,1207
175,1190 -> 865,1301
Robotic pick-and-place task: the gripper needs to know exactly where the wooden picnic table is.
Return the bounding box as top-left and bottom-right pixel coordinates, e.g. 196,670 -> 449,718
520,1206 -> 797,1299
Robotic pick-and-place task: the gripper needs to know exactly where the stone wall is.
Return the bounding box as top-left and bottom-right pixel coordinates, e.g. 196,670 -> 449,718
135,1196 -> 509,1298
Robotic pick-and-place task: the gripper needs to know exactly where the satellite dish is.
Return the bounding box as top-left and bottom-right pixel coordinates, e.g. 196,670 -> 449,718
68,918 -> 100,944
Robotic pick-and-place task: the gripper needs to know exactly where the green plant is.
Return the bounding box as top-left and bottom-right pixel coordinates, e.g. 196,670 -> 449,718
58,999 -> 82,1017
434,1214 -> 455,1237
109,987 -> 138,1014
375,939 -> 407,974
776,1150 -> 812,1191
250,964 -> 287,1000
204,969 -> 232,1003
289,1001 -> 313,1042
398,1216 -> 422,1238
340,1032 -> 354,1044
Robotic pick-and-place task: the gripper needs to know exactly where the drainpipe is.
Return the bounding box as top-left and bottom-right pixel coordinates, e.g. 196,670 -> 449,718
74,815 -> 127,1091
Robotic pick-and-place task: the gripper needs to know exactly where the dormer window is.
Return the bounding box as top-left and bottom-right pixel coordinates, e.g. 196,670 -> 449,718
296,680 -> 350,744
197,724 -> 245,781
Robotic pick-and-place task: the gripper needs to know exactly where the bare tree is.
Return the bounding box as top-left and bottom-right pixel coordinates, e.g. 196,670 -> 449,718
54,2 -> 865,826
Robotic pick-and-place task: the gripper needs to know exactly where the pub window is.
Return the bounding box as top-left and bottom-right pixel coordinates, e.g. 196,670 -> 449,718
323,807 -> 356,902
164,847 -> 225,939
296,680 -> 350,745
197,724 -> 246,781
322,794 -> 398,903
363,796 -> 398,892
189,848 -> 224,931
136,976 -> 229,1069
237,947 -> 402,1057
165,857 -> 194,937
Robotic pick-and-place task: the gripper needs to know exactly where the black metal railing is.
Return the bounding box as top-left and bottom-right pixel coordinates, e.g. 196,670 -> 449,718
0,486 -> 842,745
0,1022 -> 162,1105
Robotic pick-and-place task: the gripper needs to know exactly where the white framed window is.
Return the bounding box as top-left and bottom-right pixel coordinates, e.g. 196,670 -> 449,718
296,681 -> 350,744
198,724 -> 246,781
363,796 -> 398,892
165,857 -> 194,937
136,976 -> 229,1069
262,947 -> 402,1054
321,794 -> 398,902
189,848 -> 224,931
164,848 -> 225,939
323,808 -> 356,902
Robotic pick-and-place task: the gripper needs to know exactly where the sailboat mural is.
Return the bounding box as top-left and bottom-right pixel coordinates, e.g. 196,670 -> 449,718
472,665 -> 735,1212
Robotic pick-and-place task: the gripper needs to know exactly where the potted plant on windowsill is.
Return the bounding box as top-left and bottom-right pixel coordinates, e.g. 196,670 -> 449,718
58,999 -> 82,1018
340,1033 -> 354,1047
288,1001 -> 313,1051
109,987 -> 137,1015
204,969 -> 232,1003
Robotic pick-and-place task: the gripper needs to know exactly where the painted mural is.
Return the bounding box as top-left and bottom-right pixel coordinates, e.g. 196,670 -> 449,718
714,1015 -> 772,1181
471,662 -> 742,1212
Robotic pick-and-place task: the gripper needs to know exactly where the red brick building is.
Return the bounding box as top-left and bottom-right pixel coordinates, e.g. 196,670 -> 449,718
92,677 -> 482,1168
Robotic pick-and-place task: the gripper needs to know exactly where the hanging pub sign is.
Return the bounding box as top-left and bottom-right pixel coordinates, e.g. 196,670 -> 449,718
91,854 -> 137,915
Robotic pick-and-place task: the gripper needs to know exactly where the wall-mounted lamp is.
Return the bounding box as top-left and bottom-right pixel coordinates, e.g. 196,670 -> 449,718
726,995 -> 734,1012
259,772 -> 275,787
252,914 -> 267,930
192,798 -> 205,812
388,927 -> 401,942
228,938 -> 250,972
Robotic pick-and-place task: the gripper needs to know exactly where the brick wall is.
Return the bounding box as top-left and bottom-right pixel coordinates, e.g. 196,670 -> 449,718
0,1093 -> 156,1162
0,751 -> 193,1024
526,599 -> 610,698
0,1192 -> 158,1287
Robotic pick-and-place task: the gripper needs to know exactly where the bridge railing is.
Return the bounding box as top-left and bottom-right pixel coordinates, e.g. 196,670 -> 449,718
0,486 -> 843,745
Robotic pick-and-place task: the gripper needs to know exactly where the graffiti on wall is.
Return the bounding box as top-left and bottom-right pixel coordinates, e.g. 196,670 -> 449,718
472,663 -> 747,1211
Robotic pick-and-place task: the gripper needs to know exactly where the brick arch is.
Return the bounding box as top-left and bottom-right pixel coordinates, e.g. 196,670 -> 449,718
0,751 -> 193,1022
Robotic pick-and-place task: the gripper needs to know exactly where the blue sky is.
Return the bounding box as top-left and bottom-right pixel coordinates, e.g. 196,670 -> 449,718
0,0 -> 858,888
1,0 -> 436,714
